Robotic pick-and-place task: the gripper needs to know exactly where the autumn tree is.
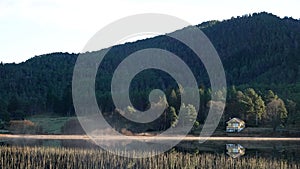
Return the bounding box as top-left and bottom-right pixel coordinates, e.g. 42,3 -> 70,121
266,98 -> 288,131
179,104 -> 198,127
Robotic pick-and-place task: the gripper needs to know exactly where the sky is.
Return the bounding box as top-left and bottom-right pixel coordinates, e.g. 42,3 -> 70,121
0,0 -> 299,63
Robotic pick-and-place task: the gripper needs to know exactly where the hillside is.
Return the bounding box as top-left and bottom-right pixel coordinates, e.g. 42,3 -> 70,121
0,12 -> 300,129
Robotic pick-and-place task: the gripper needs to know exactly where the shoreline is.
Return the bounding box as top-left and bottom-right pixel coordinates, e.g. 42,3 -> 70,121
1,134 -> 300,141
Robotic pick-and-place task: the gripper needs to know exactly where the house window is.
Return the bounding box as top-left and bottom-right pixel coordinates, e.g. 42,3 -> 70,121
233,123 -> 239,127
232,149 -> 239,153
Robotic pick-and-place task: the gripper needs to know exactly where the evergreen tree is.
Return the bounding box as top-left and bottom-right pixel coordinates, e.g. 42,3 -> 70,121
245,88 -> 266,125
7,95 -> 25,119
167,106 -> 178,128
0,99 -> 9,121
236,91 -> 254,121
286,99 -> 297,125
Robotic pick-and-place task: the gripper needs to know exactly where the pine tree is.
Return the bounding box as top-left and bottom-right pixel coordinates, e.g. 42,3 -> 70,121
168,106 -> 178,128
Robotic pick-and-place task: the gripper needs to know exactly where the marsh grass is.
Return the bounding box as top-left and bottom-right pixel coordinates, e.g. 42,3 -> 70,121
0,146 -> 298,169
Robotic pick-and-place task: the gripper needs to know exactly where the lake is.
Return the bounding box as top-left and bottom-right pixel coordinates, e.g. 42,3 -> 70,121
1,137 -> 300,160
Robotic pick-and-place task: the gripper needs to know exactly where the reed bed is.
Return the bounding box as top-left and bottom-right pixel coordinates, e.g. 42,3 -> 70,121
0,146 -> 298,169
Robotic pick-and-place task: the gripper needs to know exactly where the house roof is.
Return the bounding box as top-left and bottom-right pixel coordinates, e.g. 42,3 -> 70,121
226,144 -> 244,149
226,118 -> 245,124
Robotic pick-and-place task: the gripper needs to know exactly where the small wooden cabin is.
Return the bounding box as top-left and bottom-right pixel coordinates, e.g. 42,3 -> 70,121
226,118 -> 245,132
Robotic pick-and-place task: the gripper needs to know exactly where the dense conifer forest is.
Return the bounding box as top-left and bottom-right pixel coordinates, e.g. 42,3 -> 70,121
0,12 -> 300,130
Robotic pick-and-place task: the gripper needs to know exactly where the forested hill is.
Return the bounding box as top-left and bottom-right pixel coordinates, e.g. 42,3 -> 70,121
0,12 -> 300,120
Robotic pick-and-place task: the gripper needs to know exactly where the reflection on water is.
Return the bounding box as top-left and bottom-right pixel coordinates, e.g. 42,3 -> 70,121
1,138 -> 300,160
226,144 -> 245,158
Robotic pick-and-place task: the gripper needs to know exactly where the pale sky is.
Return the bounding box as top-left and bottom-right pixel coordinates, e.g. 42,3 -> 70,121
0,0 -> 299,63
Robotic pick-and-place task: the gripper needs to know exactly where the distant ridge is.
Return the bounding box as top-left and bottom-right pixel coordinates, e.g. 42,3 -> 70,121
0,12 -> 299,116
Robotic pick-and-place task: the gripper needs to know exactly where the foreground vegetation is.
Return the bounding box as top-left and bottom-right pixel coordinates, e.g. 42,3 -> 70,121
0,146 -> 299,169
